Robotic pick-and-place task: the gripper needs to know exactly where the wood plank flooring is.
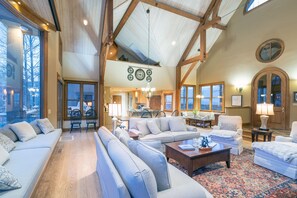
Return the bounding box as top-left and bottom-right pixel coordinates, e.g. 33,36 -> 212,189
32,131 -> 102,198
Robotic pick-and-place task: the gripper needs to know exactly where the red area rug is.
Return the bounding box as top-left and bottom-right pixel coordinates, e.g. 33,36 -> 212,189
169,149 -> 297,198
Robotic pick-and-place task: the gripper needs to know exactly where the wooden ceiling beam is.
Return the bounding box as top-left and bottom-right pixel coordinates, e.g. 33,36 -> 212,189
114,0 -> 139,38
180,55 -> 201,66
201,17 -> 221,30
140,0 -> 203,22
212,23 -> 227,30
180,62 -> 198,86
212,0 -> 222,18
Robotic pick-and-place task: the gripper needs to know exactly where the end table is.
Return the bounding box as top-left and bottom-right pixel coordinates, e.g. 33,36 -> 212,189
251,128 -> 273,142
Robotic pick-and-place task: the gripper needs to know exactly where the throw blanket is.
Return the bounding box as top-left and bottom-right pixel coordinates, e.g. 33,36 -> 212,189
252,142 -> 297,162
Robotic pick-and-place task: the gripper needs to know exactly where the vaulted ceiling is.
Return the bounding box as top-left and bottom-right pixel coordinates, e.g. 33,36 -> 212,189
18,0 -> 243,67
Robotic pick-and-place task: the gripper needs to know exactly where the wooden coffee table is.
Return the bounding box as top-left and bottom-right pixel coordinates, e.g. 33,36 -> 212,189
165,140 -> 231,176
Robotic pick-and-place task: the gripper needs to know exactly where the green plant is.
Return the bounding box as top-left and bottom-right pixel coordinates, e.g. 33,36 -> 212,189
193,109 -> 198,115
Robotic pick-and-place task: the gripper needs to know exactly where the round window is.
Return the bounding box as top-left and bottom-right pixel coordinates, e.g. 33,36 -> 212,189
256,39 -> 284,63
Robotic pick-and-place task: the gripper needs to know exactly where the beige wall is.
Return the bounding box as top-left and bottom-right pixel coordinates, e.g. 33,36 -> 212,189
47,30 -> 62,127
197,0 -> 297,126
105,60 -> 176,90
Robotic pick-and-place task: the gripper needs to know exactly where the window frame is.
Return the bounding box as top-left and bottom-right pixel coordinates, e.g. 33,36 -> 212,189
180,85 -> 196,111
164,93 -> 173,112
199,81 -> 225,112
244,0 -> 271,15
64,80 -> 98,120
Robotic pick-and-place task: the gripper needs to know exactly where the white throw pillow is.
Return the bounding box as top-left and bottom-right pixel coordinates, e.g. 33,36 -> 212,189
159,117 -> 170,131
0,133 -> 16,152
131,141 -> 171,191
147,120 -> 162,134
0,165 -> 22,190
0,145 -> 9,165
10,121 -> 37,142
136,121 -> 151,136
37,118 -> 55,134
30,120 -> 42,134
169,117 -> 187,132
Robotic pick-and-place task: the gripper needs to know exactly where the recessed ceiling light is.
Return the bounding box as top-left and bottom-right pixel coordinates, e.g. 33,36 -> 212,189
171,41 -> 176,46
110,52 -> 113,55
83,19 -> 88,26
17,1 -> 21,5
46,23 -> 49,26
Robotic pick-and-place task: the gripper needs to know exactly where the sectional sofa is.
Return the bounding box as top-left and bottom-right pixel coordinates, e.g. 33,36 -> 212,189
0,120 -> 61,198
94,126 -> 213,198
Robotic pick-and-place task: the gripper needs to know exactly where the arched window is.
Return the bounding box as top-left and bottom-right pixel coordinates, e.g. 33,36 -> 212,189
245,0 -> 271,13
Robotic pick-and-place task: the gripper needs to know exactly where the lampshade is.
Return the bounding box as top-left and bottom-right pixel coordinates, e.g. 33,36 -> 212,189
109,103 -> 122,117
256,103 -> 274,115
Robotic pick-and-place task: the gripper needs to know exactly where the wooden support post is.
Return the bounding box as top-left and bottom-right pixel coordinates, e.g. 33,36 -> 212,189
175,66 -> 181,112
200,29 -> 206,61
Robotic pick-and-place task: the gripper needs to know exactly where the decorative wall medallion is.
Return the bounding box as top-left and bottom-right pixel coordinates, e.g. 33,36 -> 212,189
135,68 -> 145,81
127,74 -> 134,81
256,39 -> 284,63
127,66 -> 134,73
146,76 -> 152,82
146,69 -> 152,75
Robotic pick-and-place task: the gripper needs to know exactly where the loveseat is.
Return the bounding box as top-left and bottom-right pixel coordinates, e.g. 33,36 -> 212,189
0,119 -> 62,198
94,126 -> 213,198
128,117 -> 200,147
252,121 -> 297,179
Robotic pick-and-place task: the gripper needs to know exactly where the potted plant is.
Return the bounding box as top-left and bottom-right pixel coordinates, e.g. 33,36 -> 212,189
193,109 -> 198,118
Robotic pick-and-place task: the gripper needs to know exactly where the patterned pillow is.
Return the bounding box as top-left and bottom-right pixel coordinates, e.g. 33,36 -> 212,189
30,120 -> 42,134
0,145 -> 9,165
220,122 -> 237,131
0,165 -> 22,190
0,133 -> 16,152
37,118 -> 55,134
0,126 -> 18,142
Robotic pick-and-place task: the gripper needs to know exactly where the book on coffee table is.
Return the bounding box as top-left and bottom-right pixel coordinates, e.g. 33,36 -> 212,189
178,144 -> 195,150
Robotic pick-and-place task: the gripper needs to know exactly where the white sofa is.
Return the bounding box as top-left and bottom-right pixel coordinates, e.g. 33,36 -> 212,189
0,123 -> 62,198
94,126 -> 213,198
128,117 -> 200,151
209,115 -> 243,155
252,121 -> 297,179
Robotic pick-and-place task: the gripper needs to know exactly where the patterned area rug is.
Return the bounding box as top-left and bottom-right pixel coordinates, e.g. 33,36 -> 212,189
169,149 -> 297,198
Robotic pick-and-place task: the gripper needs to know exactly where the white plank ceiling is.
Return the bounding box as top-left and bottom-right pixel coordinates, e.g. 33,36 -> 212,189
21,0 -> 242,66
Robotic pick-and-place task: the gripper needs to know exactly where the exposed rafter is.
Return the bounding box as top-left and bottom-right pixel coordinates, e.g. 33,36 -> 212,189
180,62 -> 198,86
140,0 -> 203,22
114,0 -> 139,38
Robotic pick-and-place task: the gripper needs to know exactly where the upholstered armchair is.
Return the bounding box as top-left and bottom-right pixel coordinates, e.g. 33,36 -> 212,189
275,121 -> 297,142
209,115 -> 243,155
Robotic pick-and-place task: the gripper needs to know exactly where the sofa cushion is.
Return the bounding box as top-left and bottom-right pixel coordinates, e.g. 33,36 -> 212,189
160,117 -> 170,132
171,131 -> 200,142
37,118 -> 55,134
133,141 -> 171,191
147,120 -> 162,135
98,127 -> 117,148
0,145 -> 9,165
136,121 -> 151,136
140,132 -> 175,143
0,133 -> 16,152
9,121 -> 37,142
108,140 -> 157,198
0,148 -> 51,198
210,130 -> 237,138
0,126 -> 18,142
30,120 -> 42,134
94,133 -> 130,198
14,129 -> 62,151
0,166 -> 22,191
169,117 -> 187,132
220,122 -> 237,131
119,131 -> 131,147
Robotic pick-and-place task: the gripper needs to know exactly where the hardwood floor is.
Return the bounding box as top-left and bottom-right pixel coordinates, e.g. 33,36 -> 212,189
32,131 -> 102,198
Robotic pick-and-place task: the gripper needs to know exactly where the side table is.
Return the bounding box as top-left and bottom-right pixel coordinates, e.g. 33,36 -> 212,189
251,128 -> 273,142
129,132 -> 139,140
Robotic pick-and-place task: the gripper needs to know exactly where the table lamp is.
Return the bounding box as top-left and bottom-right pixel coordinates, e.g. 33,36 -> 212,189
109,103 -> 122,133
256,103 -> 274,131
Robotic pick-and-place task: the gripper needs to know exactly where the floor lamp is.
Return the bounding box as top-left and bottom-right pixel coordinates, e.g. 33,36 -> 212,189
109,103 -> 122,134
256,103 -> 274,131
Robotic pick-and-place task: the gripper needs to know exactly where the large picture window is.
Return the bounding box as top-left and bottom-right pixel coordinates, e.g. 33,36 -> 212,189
180,85 -> 195,111
0,5 -> 42,126
65,80 -> 98,119
200,82 -> 224,112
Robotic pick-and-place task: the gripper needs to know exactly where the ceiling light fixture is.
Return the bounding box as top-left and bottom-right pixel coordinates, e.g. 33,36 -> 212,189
17,1 -> 21,5
83,19 -> 88,26
171,41 -> 176,46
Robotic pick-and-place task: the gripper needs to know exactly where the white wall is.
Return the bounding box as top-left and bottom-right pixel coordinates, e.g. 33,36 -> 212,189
63,52 -> 99,81
105,60 -> 176,90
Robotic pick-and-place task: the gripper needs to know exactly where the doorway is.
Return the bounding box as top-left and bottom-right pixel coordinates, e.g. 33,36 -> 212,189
149,95 -> 161,110
251,67 -> 290,129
